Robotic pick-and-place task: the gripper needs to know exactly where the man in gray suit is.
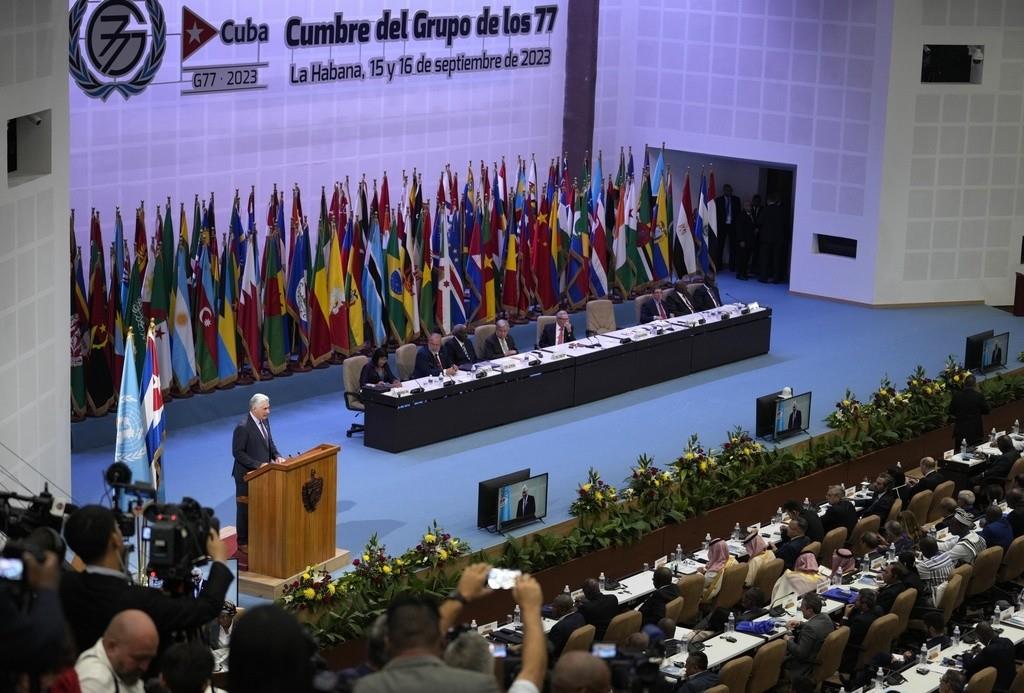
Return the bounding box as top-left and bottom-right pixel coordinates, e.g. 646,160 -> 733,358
783,593 -> 834,680
356,563 -> 547,693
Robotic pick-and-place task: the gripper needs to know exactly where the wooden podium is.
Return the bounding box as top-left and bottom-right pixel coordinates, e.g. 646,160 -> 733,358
240,443 -> 350,597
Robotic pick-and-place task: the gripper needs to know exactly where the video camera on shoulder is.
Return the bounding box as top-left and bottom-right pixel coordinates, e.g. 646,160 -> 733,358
143,497 -> 219,586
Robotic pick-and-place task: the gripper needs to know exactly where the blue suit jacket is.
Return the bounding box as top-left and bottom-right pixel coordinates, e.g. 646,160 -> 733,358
412,346 -> 452,379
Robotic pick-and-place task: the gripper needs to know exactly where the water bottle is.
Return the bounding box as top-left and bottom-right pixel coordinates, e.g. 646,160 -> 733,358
831,571 -> 841,586
887,544 -> 896,562
1014,419 -> 1020,435
803,497 -> 811,510
860,478 -> 870,492
991,427 -> 998,443
840,482 -> 846,495
642,563 -> 650,573
733,522 -> 742,540
918,643 -> 927,664
513,604 -> 521,626
876,668 -> 885,689
726,612 -> 735,632
928,525 -> 937,539
953,625 -> 961,646
897,460 -> 903,469
774,507 -> 783,523
598,572 -> 606,591
703,533 -> 712,550
991,610 -> 1000,626
563,584 -> 571,595
675,544 -> 683,564
470,619 -> 478,630
961,438 -> 968,456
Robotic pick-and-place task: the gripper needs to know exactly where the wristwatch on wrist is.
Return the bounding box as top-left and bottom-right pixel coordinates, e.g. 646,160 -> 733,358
446,590 -> 469,605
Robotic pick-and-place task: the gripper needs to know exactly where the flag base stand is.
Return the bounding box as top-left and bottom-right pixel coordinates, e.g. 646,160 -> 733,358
238,548 -> 351,600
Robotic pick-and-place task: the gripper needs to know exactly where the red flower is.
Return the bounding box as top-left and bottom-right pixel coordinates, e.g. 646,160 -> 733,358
352,560 -> 360,567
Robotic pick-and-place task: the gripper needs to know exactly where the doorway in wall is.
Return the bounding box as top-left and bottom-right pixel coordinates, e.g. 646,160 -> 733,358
663,149 -> 796,284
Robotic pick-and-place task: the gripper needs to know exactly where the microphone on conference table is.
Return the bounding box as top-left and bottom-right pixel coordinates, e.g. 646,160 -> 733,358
409,377 -> 426,394
722,290 -> 751,313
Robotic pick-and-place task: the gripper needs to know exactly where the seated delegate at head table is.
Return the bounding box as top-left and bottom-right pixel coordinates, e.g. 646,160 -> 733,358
443,324 -> 477,367
821,485 -> 857,536
663,280 -> 697,316
412,332 -> 458,379
482,319 -> 518,358
640,288 -> 671,324
687,272 -> 722,311
538,310 -> 575,347
360,348 -> 401,388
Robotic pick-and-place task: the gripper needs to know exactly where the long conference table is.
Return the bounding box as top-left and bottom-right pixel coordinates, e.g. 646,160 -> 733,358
360,302 -> 773,452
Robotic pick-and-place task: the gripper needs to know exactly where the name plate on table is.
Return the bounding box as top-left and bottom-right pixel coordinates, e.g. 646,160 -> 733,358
846,486 -> 857,497
747,523 -> 761,534
937,528 -> 951,541
571,589 -> 584,602
748,302 -> 760,311
870,556 -> 885,570
1002,606 -> 1014,622
479,621 -> 498,635
927,643 -> 941,662
655,555 -> 668,569
816,580 -> 829,594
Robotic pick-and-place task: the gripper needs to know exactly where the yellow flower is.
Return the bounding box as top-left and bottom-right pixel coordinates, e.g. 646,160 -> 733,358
595,491 -> 604,502
684,451 -> 695,460
362,554 -> 370,563
382,565 -> 392,575
424,533 -> 436,544
450,538 -> 459,547
699,460 -> 708,473
653,479 -> 661,487
582,482 -> 592,492
842,399 -> 850,407
661,471 -> 671,481
302,572 -> 311,581
303,587 -> 315,600
438,549 -> 449,560
327,583 -> 336,595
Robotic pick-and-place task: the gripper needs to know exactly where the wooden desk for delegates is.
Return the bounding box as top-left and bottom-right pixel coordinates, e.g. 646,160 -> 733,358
361,305 -> 772,452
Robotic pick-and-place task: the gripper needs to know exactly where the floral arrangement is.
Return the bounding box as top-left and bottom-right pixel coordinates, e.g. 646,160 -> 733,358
938,356 -> 972,390
351,533 -> 407,585
718,427 -> 765,466
402,520 -> 468,570
624,454 -> 674,504
280,566 -> 339,611
569,467 -> 619,517
825,388 -> 866,429
904,366 -> 945,398
869,375 -> 911,413
673,433 -> 715,475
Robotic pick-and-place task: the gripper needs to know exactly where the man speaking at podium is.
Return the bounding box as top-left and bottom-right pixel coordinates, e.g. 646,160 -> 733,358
232,394 -> 285,569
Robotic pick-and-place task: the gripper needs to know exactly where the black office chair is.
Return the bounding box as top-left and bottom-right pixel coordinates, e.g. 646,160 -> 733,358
343,355 -> 369,437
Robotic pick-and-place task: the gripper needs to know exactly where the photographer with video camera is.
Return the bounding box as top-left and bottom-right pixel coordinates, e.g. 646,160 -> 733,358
0,548 -> 66,684
59,504 -> 233,659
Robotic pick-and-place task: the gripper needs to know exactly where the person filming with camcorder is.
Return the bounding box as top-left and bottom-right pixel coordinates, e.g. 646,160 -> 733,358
60,500 -> 234,663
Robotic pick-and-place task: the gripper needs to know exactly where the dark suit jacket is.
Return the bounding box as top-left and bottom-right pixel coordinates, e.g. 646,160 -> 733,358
963,636 -> 1016,691
821,499 -> 857,536
714,194 -> 741,230
539,322 -> 575,347
776,535 -> 811,570
360,361 -> 398,387
578,594 -> 620,639
780,508 -> 825,544
640,299 -> 670,324
1007,508 -> 1024,538
975,450 -> 1020,485
840,606 -> 882,672
483,332 -> 518,359
639,584 -> 680,626
906,470 -> 945,502
60,562 -> 233,658
232,415 -> 280,485
412,346 -> 452,379
515,495 -> 536,519
547,611 -> 586,658
859,490 -> 896,522
758,203 -> 785,244
664,290 -> 696,317
787,408 -> 803,431
691,284 -> 721,311
444,337 -> 477,366
677,670 -> 721,693
949,388 -> 990,445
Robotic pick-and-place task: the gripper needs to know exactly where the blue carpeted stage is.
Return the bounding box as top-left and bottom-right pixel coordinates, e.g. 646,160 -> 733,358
70,277 -> 1020,588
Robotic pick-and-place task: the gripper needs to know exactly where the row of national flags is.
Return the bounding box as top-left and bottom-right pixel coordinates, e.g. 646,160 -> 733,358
70,149 -> 722,418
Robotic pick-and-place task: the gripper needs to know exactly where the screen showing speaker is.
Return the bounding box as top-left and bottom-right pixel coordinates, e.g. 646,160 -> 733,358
497,473 -> 548,531
982,332 -> 1009,372
775,392 -> 811,439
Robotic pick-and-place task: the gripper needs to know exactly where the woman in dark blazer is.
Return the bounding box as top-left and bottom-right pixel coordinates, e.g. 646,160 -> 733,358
360,348 -> 400,387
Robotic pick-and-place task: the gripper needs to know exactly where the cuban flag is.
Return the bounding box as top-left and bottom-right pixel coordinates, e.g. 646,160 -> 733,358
140,322 -> 166,500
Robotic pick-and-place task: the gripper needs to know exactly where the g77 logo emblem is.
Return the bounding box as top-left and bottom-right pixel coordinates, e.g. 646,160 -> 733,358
69,0 -> 166,100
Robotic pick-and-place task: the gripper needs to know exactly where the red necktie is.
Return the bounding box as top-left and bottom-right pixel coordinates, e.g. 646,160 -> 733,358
657,302 -> 666,319
556,327 -> 563,345
435,352 -> 442,368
